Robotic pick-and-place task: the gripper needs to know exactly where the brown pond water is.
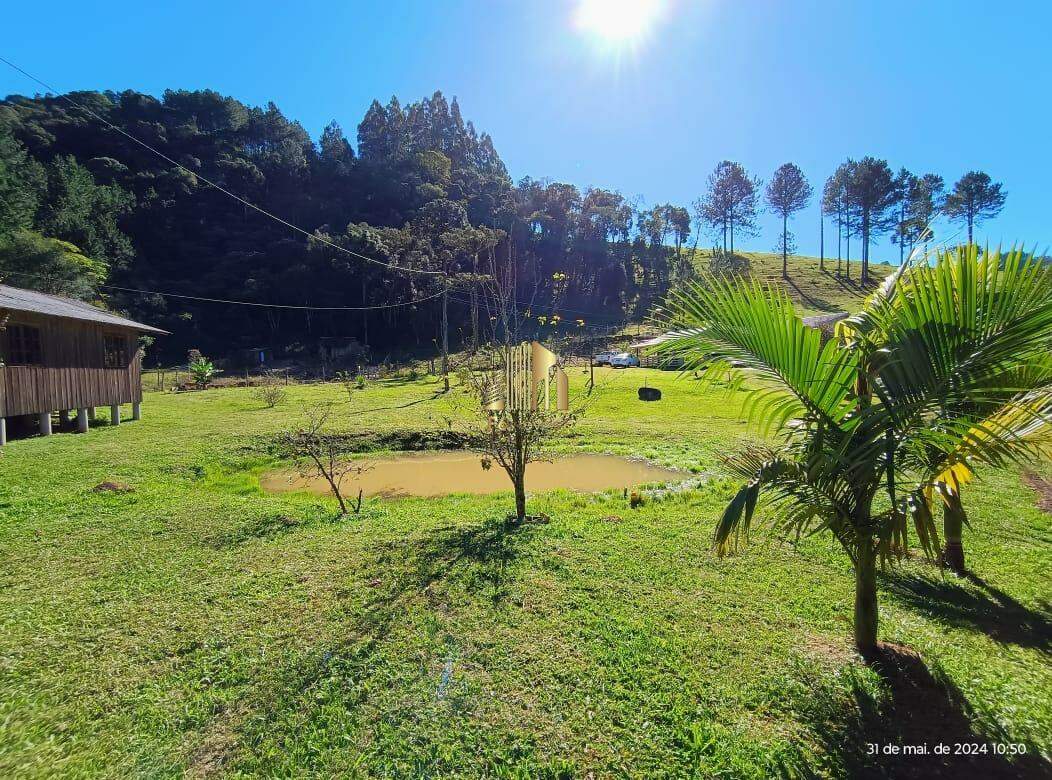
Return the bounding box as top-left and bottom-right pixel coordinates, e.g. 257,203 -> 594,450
260,452 -> 685,499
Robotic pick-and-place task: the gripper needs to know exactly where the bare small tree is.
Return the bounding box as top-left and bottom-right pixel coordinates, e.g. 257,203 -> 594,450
253,372 -> 287,408
336,370 -> 366,402
277,404 -> 370,515
456,242 -> 581,524
460,348 -> 578,523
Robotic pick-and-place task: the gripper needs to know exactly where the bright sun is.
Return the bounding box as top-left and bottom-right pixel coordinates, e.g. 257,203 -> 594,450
574,0 -> 665,47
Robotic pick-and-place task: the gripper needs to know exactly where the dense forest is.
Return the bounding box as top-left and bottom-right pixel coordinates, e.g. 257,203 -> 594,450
0,88 -> 1006,362
0,89 -> 695,361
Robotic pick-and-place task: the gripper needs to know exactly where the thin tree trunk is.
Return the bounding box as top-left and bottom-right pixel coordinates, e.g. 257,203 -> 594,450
846,223 -> 851,280
942,491 -> 967,574
899,203 -> 905,265
441,279 -> 449,391
820,213 -> 824,272
782,213 -> 788,278
854,541 -> 879,652
862,221 -> 869,284
471,253 -> 479,351
837,211 -> 842,276
514,477 -> 527,522
361,275 -> 369,349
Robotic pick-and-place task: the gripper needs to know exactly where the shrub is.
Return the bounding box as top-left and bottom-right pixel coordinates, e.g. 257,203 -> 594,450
189,354 -> 216,389
253,375 -> 287,408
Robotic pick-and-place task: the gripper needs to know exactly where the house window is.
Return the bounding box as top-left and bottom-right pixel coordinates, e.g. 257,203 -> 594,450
103,334 -> 129,368
5,325 -> 43,366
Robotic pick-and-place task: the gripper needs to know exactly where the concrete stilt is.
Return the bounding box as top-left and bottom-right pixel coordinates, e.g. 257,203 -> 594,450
39,412 -> 53,436
76,408 -> 89,434
110,405 -> 121,426
132,402 -> 141,421
0,417 -> 6,446
59,409 -> 70,426
88,407 -> 96,421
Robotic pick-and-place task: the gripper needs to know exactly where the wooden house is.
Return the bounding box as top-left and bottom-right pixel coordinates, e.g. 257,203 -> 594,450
0,284 -> 167,445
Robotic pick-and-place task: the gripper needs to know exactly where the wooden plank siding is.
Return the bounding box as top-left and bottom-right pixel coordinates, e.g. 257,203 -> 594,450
0,311 -> 141,418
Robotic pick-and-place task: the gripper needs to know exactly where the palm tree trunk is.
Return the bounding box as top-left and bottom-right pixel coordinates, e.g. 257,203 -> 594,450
854,541 -> 879,652
942,491 -> 967,574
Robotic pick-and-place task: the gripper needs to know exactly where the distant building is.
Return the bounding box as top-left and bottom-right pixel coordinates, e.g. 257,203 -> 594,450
318,336 -> 367,367
0,284 -> 168,445
231,346 -> 273,369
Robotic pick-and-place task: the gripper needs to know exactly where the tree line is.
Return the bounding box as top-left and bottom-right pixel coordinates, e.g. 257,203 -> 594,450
693,158 -> 1005,283
0,87 -> 1007,360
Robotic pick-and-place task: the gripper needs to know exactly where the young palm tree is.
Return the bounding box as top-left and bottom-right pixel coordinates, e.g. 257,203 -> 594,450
650,246 -> 1052,651
843,245 -> 1052,574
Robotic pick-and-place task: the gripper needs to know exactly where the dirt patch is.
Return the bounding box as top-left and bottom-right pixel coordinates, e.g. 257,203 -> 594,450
1021,471 -> 1052,513
186,703 -> 245,778
800,634 -> 854,665
91,481 -> 134,494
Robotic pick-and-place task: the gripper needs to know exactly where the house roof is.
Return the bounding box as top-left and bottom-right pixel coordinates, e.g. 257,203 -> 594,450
0,284 -> 169,335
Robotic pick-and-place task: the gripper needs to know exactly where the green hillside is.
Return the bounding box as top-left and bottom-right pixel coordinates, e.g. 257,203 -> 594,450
686,249 -> 897,316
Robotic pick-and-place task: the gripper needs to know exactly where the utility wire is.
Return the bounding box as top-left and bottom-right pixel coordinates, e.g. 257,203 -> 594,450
0,54 -> 444,278
104,283 -> 445,310
0,269 -> 444,310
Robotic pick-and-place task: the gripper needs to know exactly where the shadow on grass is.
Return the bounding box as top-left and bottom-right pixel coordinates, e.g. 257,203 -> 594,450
883,572 -> 1052,653
376,515 -> 532,605
197,517 -> 535,774
784,277 -> 838,312
791,644 -> 1050,779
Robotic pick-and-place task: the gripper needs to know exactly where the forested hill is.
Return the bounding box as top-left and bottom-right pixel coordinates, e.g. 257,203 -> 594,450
0,89 -> 705,359
0,88 -> 872,361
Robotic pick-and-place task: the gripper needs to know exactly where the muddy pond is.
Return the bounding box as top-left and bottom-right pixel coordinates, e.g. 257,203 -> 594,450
260,451 -> 684,499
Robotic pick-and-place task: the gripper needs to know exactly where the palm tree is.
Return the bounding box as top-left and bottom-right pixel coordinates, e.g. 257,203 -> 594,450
650,247 -> 1052,652
843,245 -> 1052,574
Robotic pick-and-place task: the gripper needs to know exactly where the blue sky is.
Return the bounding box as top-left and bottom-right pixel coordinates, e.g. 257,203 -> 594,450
2,0 -> 1049,261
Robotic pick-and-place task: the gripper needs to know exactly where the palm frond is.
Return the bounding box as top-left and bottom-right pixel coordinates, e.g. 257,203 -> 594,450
651,275 -> 858,434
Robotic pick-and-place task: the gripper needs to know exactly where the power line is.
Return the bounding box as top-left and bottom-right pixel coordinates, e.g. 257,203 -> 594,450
448,285 -> 637,323
105,283 -> 444,311
0,270 -> 445,311
0,54 -> 444,278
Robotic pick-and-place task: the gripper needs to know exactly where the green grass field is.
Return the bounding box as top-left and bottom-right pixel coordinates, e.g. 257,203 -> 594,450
0,366 -> 1049,778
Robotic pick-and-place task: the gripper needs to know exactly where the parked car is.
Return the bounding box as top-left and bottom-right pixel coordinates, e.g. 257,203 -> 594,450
593,351 -> 618,365
609,352 -> 640,368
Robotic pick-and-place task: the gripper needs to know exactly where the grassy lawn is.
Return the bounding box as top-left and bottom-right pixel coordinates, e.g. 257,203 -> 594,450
0,368 -> 1049,778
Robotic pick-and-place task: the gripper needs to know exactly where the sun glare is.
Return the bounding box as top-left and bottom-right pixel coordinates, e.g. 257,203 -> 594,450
574,0 -> 666,47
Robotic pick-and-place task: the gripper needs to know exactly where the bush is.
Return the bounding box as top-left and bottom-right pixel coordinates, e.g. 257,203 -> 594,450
188,353 -> 216,389
253,376 -> 287,408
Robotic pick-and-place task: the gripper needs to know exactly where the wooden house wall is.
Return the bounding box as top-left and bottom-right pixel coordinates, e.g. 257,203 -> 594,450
0,312 -> 141,417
